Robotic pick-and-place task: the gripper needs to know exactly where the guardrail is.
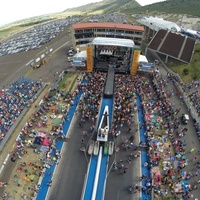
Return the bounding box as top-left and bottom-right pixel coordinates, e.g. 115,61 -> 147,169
80,157 -> 93,200
91,147 -> 103,200
50,70 -> 66,91
102,156 -> 109,200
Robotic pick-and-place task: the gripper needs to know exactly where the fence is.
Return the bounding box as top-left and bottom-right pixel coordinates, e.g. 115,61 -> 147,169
50,70 -> 66,91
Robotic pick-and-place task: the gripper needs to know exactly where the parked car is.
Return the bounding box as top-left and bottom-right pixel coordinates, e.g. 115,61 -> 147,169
182,114 -> 189,124
68,50 -> 73,57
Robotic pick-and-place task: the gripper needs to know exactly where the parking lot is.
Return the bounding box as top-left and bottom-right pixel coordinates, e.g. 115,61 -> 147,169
0,18 -> 80,56
86,14 -> 129,24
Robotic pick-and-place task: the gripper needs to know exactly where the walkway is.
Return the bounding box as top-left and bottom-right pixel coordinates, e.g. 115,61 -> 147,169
136,96 -> 151,200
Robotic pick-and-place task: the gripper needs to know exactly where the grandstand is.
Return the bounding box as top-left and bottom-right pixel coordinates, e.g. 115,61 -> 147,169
9,77 -> 42,100
0,77 -> 43,148
0,93 -> 26,141
147,29 -> 196,64
138,16 -> 181,43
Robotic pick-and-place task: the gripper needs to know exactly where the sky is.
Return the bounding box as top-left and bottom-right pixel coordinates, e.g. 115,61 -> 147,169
0,0 -> 165,27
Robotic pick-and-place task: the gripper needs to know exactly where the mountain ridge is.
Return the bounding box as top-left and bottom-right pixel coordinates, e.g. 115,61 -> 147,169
63,0 -> 140,14
1,0 -> 200,31
63,0 -> 200,17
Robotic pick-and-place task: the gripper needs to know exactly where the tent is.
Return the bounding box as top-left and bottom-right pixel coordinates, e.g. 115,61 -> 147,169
52,118 -> 62,126
139,55 -> 148,64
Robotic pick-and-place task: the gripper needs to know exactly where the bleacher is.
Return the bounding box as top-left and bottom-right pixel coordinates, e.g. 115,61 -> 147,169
180,37 -> 195,63
160,32 -> 185,58
0,77 -> 42,142
9,77 -> 42,100
148,29 -> 195,64
0,94 -> 26,141
148,29 -> 167,50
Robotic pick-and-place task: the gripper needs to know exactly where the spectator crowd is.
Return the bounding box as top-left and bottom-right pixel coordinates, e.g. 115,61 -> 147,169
0,70 -> 199,200
0,77 -> 42,143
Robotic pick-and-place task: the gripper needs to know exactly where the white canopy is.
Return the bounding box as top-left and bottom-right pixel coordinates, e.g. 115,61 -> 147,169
74,51 -> 86,59
138,16 -> 181,32
91,37 -> 135,48
139,55 -> 148,63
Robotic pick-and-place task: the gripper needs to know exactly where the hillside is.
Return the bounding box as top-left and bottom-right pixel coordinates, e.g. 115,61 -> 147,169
122,0 -> 200,17
63,0 -> 140,14
62,0 -> 200,18
61,0 -> 200,29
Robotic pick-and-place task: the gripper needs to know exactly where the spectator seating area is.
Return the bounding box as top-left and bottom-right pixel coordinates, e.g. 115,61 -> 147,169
0,94 -> 26,141
9,78 -> 42,100
0,78 -> 42,142
148,29 -> 195,63
160,32 -> 185,58
180,37 -> 195,63
148,29 -> 166,50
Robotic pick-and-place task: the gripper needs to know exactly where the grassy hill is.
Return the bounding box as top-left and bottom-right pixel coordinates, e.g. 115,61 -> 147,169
62,0 -> 200,17
64,0 -> 140,14
168,44 -> 200,82
122,0 -> 200,17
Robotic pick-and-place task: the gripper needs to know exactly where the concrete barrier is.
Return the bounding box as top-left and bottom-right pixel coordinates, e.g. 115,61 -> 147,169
26,59 -> 34,66
91,147 -> 102,200
80,157 -> 93,200
35,57 -> 41,63
41,54 -> 45,59
50,71 -> 66,91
